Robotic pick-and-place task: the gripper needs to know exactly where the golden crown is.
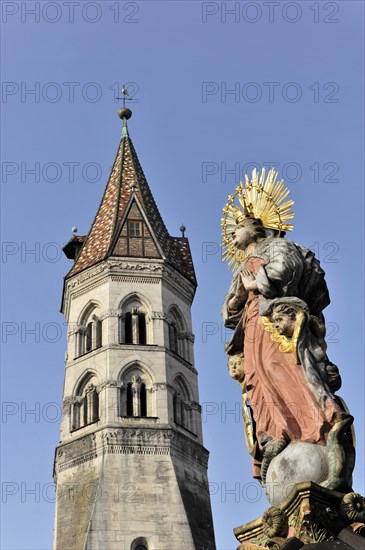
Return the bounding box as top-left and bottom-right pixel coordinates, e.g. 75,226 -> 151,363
221,167 -> 295,269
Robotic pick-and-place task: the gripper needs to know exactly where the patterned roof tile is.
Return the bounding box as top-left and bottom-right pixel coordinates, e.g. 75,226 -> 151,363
67,123 -> 196,286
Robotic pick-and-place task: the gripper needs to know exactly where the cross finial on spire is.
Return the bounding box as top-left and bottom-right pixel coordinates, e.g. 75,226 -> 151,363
117,84 -> 132,108
121,84 -> 128,108
117,84 -> 133,125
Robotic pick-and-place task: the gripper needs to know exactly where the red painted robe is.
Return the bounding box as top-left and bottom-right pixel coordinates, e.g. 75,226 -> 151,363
223,239 -> 347,478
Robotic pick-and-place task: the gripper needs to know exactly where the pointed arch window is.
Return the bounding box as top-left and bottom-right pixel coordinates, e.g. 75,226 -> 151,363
72,375 -> 99,431
173,376 -> 195,434
123,376 -> 149,418
77,305 -> 103,357
119,297 -> 151,346
168,306 -> 189,361
169,322 -> 178,354
131,538 -> 149,550
119,368 -> 154,418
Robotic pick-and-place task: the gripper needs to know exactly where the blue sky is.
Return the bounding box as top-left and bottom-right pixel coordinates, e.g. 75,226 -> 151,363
1,2 -> 364,549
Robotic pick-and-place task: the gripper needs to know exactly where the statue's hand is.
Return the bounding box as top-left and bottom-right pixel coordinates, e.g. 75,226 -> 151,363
240,268 -> 257,291
325,362 -> 342,392
227,275 -> 248,312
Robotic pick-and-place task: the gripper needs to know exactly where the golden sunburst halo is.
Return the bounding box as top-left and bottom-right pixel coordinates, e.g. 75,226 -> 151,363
221,167 -> 295,270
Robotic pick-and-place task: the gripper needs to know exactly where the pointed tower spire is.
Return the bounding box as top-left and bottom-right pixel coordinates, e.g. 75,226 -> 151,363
55,106 -> 216,550
66,107 -> 196,286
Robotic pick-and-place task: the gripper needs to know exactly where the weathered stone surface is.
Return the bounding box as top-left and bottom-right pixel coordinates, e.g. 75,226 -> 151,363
266,442 -> 328,506
54,248 -> 216,550
54,426 -> 215,549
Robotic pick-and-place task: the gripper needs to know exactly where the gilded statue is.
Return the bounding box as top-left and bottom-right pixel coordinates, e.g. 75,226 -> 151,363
222,168 -> 355,504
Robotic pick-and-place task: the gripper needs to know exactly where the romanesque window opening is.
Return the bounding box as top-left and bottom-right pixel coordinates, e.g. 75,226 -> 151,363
168,306 -> 190,362
119,370 -> 153,418
131,537 -> 149,550
84,384 -> 99,424
173,392 -> 180,423
124,376 -> 149,417
72,378 -> 99,431
120,298 -> 150,346
173,377 -> 195,434
77,306 -> 103,357
169,322 -> 178,354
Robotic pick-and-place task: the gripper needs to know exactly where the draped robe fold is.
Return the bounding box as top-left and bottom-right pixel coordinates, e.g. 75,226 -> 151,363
222,238 -> 347,478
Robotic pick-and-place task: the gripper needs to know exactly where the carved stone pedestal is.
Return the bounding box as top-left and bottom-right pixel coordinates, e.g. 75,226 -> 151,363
234,482 -> 365,550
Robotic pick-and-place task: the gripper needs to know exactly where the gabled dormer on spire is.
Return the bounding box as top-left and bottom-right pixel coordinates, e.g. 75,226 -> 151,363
66,108 -> 196,286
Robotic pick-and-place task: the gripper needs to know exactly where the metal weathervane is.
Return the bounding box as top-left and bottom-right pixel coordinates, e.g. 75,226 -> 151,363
116,84 -> 132,107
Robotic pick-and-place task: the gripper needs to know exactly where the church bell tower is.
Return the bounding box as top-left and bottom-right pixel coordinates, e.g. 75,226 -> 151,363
53,107 -> 216,550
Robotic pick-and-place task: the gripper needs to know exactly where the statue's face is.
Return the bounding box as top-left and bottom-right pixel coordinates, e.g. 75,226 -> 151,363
271,310 -> 296,338
233,220 -> 261,250
228,356 -> 244,381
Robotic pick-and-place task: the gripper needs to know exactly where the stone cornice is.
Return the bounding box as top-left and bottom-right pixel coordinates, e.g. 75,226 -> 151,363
54,425 -> 209,475
62,258 -> 195,319
161,265 -> 195,304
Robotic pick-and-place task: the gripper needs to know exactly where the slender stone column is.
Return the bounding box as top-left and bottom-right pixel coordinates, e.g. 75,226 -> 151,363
131,308 -> 139,344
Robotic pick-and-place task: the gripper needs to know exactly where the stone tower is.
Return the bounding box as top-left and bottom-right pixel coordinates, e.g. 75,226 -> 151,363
53,108 -> 216,550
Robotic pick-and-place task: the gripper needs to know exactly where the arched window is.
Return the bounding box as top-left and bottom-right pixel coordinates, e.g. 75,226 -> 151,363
119,296 -> 151,346
72,374 -> 99,431
169,322 -> 178,354
168,306 -> 188,361
173,376 -> 195,434
77,304 -> 103,357
119,366 -> 154,418
131,537 -> 149,550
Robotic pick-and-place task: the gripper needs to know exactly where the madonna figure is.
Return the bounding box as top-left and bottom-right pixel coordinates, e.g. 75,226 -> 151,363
221,168 -> 354,497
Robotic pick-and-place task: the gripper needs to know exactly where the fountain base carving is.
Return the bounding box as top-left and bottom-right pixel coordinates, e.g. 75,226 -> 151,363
234,482 -> 365,550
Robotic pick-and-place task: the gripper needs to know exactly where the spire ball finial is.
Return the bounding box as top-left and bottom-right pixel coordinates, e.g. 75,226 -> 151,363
118,107 -> 132,120
180,224 -> 186,237
72,226 -> 78,235
130,181 -> 137,192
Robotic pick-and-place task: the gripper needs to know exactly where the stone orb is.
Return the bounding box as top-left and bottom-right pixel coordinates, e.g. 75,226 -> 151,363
265,442 -> 328,506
